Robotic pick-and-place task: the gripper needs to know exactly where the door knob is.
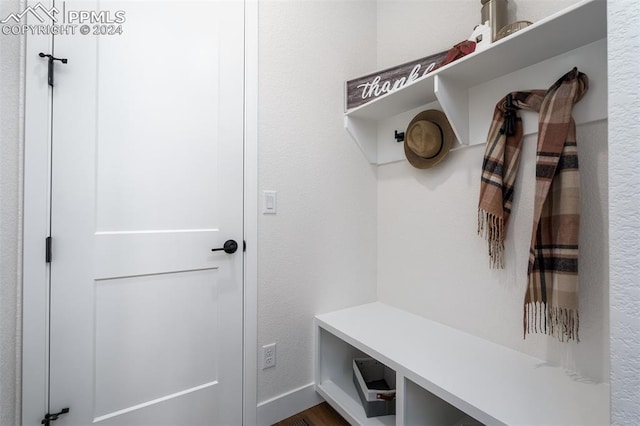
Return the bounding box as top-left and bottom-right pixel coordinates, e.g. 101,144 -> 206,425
211,240 -> 238,254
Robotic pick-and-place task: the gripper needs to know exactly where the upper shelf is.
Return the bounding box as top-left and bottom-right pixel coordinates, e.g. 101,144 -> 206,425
345,0 -> 606,121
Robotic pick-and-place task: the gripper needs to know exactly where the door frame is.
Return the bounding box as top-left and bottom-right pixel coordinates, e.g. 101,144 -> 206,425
21,0 -> 259,424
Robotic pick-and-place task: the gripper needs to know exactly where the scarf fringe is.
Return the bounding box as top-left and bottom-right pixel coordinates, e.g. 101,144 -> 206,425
478,209 -> 504,269
524,302 -> 580,342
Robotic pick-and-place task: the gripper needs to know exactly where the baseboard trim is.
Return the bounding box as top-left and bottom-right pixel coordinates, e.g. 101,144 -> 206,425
256,383 -> 324,426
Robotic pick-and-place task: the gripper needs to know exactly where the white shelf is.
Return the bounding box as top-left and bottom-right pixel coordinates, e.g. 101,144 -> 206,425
432,0 -> 605,87
315,302 -> 609,426
344,0 -> 607,164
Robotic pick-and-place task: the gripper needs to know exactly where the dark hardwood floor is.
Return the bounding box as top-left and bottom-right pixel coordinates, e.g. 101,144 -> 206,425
273,402 -> 350,426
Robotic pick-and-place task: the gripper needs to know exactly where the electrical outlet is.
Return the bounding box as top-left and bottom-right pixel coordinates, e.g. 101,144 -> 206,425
262,343 -> 276,369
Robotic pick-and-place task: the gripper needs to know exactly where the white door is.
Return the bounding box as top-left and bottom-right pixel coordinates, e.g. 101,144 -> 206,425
47,1 -> 244,424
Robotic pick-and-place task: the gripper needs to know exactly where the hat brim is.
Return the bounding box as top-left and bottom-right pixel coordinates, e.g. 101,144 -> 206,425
404,110 -> 455,169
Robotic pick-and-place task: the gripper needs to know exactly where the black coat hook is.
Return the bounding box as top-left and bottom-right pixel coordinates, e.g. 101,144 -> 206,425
500,93 -> 517,136
394,130 -> 405,143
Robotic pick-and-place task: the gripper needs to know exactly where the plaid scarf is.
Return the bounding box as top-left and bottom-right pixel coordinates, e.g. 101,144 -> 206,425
478,68 -> 589,342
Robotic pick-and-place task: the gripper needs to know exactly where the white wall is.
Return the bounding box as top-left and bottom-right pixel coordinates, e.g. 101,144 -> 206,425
257,0 -> 378,412
608,1 -> 640,424
0,0 -> 23,424
377,0 -> 609,383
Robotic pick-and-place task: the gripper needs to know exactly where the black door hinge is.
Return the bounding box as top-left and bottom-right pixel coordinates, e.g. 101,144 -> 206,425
41,407 -> 69,425
243,240 -> 246,252
38,53 -> 68,87
45,236 -> 52,263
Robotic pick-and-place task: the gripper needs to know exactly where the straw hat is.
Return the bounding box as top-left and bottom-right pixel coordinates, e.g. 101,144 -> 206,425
404,110 -> 455,169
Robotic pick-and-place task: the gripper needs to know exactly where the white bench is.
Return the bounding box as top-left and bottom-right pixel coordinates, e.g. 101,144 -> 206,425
315,302 -> 609,425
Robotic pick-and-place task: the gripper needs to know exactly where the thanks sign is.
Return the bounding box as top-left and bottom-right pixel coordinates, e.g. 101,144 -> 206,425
345,50 -> 447,111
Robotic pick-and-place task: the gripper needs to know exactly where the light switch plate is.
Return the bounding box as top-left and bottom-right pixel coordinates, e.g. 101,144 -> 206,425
263,191 -> 277,214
